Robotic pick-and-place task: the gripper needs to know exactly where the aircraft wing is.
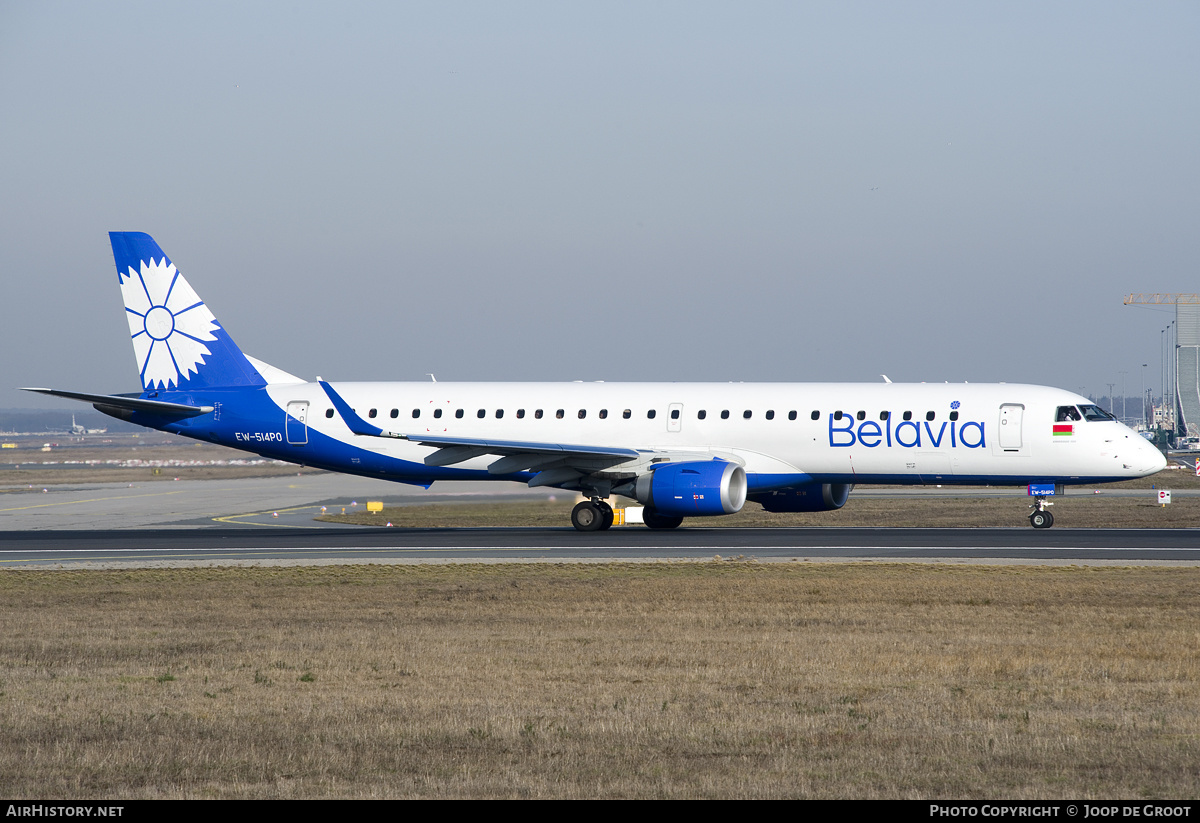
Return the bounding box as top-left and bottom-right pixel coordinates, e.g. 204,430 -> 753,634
318,380 -> 723,484
20,388 -> 214,417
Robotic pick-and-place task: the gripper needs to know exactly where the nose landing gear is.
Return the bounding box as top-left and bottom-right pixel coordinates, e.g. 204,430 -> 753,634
1027,483 -> 1058,529
1029,496 -> 1054,529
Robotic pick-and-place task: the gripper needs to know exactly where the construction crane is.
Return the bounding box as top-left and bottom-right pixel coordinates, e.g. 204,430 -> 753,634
1124,294 -> 1200,305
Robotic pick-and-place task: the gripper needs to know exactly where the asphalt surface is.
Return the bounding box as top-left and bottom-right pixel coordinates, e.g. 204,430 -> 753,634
2,526 -> 1199,567
2,474 -> 1197,567
0,474 -> 565,529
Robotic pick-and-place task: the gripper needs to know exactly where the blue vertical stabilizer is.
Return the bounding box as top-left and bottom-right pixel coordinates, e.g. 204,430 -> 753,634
110,232 -> 265,392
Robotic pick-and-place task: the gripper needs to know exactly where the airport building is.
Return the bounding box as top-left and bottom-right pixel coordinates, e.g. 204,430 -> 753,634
1126,295 -> 1200,441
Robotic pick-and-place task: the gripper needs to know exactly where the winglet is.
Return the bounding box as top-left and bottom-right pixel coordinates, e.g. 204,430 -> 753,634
318,381 -> 399,438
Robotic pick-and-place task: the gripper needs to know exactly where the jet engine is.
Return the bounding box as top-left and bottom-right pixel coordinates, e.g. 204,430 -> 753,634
751,483 -> 852,512
633,461 -> 747,517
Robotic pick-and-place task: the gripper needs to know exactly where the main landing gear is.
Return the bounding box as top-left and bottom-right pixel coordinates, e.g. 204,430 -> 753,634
571,499 -> 615,532
642,508 -> 683,530
571,499 -> 686,532
1029,496 -> 1054,529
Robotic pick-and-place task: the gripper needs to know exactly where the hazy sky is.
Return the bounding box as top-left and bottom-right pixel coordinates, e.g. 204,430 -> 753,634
3,1 -> 1197,408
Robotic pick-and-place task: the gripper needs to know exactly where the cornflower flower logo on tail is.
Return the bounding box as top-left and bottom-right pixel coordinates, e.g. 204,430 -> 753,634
120,257 -> 218,390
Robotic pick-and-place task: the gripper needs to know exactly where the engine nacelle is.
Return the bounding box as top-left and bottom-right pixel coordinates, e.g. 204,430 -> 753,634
634,461 -> 747,517
751,483 -> 852,513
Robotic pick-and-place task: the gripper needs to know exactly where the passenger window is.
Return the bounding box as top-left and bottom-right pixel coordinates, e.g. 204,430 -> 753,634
856,410 -> 865,421
516,409 -> 525,419
743,410 -> 752,419
880,411 -> 889,421
496,409 -> 504,419
671,409 -> 680,420
599,409 -> 607,419
410,409 -> 418,419
810,410 -> 819,420
721,410 -> 730,420
903,411 -> 912,421
698,410 -> 707,420
455,409 -> 464,419
766,410 -> 774,420
325,408 -> 334,418
391,409 -> 400,419
477,409 -> 486,419
647,409 -> 657,419
556,409 -> 564,419
368,409 -> 377,419
788,410 -> 797,421
834,410 -> 843,420
622,409 -> 631,419
949,411 -> 959,421
535,409 -> 544,419
433,409 -> 442,419
926,411 -> 935,421
578,409 -> 586,419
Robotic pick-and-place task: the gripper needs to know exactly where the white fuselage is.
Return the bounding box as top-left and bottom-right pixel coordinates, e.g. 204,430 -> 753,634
255,380 -> 1166,488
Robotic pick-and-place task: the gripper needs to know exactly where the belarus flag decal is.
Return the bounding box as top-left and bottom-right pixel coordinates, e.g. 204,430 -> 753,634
1053,424 -> 1074,437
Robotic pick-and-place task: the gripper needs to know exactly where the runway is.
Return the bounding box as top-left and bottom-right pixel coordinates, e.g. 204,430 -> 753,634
3,526 -> 1199,567
3,474 -> 1197,567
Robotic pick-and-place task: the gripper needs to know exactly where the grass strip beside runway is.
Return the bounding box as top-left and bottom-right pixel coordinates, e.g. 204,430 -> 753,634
1,564 -> 1197,798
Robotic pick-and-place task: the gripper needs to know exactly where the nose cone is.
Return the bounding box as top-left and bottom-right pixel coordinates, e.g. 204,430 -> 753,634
1135,437 -> 1168,476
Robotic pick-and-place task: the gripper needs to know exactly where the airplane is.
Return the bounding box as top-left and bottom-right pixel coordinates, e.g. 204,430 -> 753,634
23,232 -> 1167,531
68,414 -> 107,436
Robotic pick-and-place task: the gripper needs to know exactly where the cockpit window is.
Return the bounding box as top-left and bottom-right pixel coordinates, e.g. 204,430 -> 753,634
1056,405 -> 1082,422
1077,404 -> 1116,422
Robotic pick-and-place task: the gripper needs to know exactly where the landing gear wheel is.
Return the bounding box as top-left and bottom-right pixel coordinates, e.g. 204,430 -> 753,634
571,501 -> 604,532
1030,510 -> 1054,529
643,508 -> 684,530
597,500 -> 614,530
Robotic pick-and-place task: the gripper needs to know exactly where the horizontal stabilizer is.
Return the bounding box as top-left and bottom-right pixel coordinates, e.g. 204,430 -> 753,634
20,388 -> 213,417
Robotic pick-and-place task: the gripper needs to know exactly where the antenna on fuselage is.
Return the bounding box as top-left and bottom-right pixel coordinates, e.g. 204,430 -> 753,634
881,375 -> 892,384
427,374 -> 437,383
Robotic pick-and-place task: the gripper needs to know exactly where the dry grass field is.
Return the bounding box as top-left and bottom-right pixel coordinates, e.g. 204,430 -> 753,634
2,564 -> 1198,799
